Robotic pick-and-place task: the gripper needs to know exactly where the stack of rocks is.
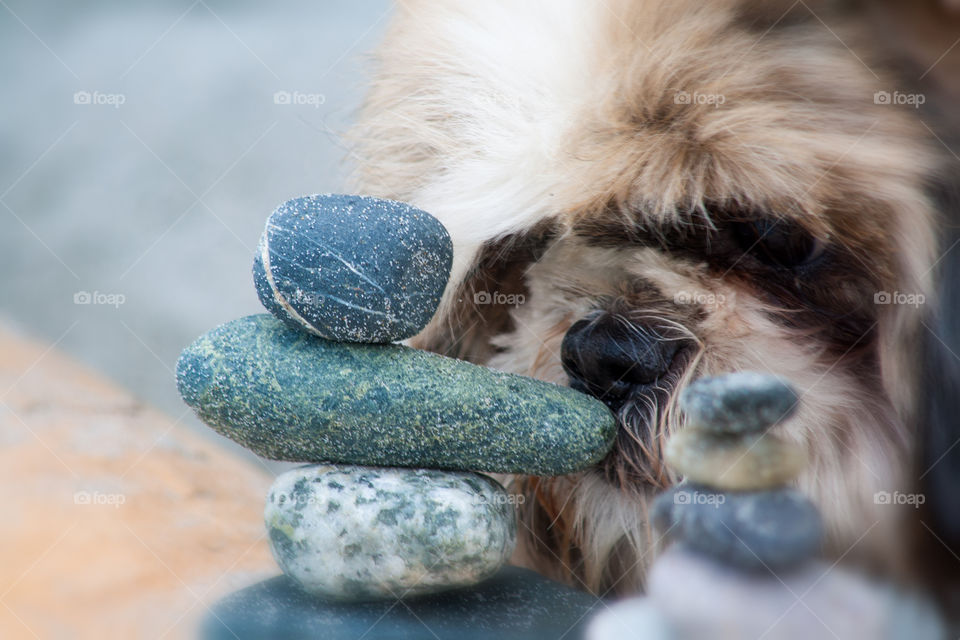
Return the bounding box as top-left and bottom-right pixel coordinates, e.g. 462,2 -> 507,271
176,195 -> 617,638
589,370 -> 945,640
586,374 -> 829,640
653,372 -> 823,571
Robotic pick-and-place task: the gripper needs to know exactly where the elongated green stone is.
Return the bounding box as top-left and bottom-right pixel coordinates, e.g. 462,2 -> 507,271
177,315 -> 615,475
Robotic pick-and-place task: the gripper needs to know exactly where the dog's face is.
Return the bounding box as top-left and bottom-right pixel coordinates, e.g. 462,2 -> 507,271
353,0 -> 947,594
488,208 -> 906,490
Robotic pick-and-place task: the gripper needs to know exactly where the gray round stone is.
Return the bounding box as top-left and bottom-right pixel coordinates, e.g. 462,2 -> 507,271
253,194 -> 452,343
680,372 -> 799,434
176,314 -> 616,475
651,484 -> 823,571
265,465 -> 516,600
664,429 -> 807,490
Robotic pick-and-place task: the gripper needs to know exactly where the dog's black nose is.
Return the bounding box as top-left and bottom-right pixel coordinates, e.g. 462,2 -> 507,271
561,315 -> 681,410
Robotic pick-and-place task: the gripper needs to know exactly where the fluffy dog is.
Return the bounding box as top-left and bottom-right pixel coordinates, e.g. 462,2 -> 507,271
351,0 -> 960,600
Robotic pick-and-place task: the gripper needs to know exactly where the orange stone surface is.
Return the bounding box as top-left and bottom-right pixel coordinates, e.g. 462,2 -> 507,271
0,326 -> 276,639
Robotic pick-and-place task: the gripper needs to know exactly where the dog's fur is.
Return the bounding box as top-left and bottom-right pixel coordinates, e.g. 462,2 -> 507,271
351,0 -> 960,600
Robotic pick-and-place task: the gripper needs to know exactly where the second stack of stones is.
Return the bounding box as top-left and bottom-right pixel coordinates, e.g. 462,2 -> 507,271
653,372 -> 824,571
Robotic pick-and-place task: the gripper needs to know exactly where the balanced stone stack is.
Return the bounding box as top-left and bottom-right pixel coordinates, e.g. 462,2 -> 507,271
652,372 -> 823,571
176,195 -> 617,638
588,372 -> 945,640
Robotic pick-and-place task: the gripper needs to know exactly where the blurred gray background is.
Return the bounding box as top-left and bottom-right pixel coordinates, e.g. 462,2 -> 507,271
0,0 -> 392,463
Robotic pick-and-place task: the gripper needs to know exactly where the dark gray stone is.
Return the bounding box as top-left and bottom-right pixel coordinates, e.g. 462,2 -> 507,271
176,315 -> 616,475
679,372 -> 799,434
652,484 -> 823,572
253,194 -> 452,343
201,568 -> 603,640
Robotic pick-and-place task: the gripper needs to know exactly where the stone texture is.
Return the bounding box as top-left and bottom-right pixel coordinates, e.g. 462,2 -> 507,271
177,314 -> 616,475
202,568 -> 603,640
680,371 -> 798,433
0,324 -> 275,638
647,546 -> 945,640
652,484 -> 823,571
253,194 -> 452,343
265,465 -> 516,600
664,428 -> 807,490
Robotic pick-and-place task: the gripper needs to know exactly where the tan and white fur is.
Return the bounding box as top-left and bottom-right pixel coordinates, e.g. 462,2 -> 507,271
349,0 -> 957,598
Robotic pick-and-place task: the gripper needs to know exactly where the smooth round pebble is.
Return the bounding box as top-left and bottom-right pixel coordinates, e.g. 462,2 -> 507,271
680,372 -> 799,433
664,428 -> 807,490
201,567 -> 602,640
253,194 -> 453,343
265,465 -> 516,600
177,315 -> 616,475
652,484 -> 823,571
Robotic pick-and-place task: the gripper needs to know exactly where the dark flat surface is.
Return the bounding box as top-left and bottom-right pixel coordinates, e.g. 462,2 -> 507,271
203,567 -> 604,640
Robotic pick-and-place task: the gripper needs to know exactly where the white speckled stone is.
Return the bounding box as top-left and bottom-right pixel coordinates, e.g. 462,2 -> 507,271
265,465 -> 517,601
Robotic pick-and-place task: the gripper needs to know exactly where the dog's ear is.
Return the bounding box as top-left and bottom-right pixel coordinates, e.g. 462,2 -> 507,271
410,222 -> 557,364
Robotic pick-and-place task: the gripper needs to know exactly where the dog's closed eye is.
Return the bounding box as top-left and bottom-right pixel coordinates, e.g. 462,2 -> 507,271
729,218 -> 827,269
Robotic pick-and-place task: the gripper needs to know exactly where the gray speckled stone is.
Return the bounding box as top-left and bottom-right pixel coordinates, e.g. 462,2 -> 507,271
652,484 -> 823,571
664,429 -> 807,490
201,567 -> 603,640
266,465 -> 515,600
176,315 -> 616,475
253,194 -> 452,343
680,372 -> 799,434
